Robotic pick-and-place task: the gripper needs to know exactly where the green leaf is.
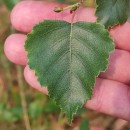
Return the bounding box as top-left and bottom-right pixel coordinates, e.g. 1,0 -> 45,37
1,107 -> 22,122
128,5 -> 130,22
96,0 -> 130,28
3,0 -> 20,10
25,20 -> 114,123
28,100 -> 44,118
79,118 -> 90,130
128,17 -> 130,22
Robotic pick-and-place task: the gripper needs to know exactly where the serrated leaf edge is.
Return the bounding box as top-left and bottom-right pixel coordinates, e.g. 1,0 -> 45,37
25,20 -> 115,124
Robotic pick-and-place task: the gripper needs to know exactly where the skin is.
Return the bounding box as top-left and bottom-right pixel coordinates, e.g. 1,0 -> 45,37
4,1 -> 130,121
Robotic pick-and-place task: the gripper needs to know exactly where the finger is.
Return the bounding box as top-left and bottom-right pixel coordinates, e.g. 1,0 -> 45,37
85,78 -> 130,121
5,33 -> 130,84
11,1 -> 130,51
109,22 -> 130,51
4,34 -> 27,65
24,66 -> 130,121
11,1 -> 96,33
99,49 -> 130,85
24,66 -> 48,95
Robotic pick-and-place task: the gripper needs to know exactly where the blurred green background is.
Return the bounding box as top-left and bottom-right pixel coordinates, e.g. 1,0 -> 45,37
0,0 -> 130,130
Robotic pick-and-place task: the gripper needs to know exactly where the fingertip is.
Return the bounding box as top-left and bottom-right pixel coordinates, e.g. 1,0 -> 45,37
11,1 -> 43,32
4,34 -> 27,65
11,1 -> 58,32
24,66 -> 48,95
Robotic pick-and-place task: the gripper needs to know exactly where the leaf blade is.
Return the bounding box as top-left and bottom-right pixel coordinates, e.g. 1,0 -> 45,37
96,0 -> 130,28
25,20 -> 114,123
79,118 -> 90,130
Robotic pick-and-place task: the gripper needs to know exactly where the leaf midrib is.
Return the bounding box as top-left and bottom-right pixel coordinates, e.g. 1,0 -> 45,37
67,22 -> 74,120
69,22 -> 73,98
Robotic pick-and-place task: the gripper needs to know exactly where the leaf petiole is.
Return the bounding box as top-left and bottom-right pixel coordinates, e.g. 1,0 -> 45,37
54,3 -> 80,13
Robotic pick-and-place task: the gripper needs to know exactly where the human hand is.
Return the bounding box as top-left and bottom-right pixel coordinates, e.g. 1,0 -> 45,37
4,1 -> 130,121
